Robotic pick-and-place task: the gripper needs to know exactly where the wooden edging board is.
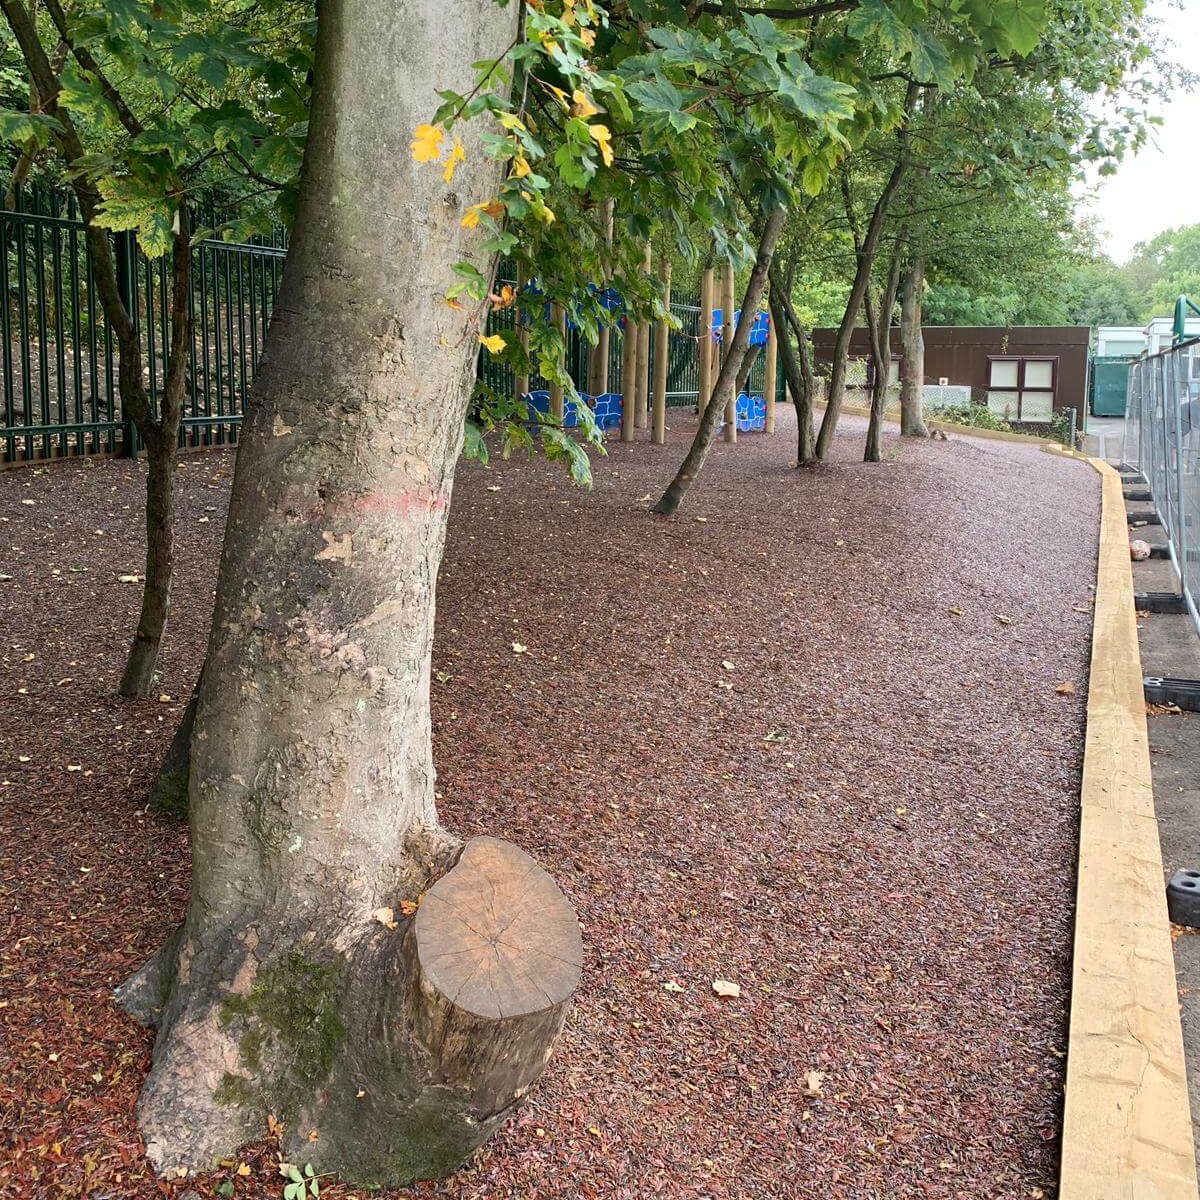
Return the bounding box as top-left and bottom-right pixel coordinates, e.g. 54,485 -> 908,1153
1051,443 -> 1198,1199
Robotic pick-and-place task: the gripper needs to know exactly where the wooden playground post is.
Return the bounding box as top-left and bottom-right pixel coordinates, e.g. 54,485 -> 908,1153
634,242 -> 652,428
652,260 -> 671,444
620,302 -> 637,443
514,266 -> 529,403
764,303 -> 778,434
588,199 -> 614,397
698,268 -> 714,416
549,302 -> 566,423
722,261 -> 737,444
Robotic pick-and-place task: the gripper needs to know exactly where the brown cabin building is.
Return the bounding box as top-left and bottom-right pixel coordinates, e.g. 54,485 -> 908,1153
810,326 -> 1092,429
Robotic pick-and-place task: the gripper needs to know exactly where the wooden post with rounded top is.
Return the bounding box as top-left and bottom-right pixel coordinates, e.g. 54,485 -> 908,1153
698,268 -> 713,416
549,302 -> 566,423
514,266 -> 529,404
619,304 -> 637,443
722,261 -> 737,444
764,303 -> 778,434
634,242 -> 652,428
652,261 -> 671,444
588,199 -> 614,398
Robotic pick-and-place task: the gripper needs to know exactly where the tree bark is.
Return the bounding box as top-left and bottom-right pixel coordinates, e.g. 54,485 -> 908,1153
899,256 -> 928,437
114,0 -> 580,1186
119,214 -> 191,696
586,198 -> 613,396
814,81 -> 919,460
652,205 -> 786,515
768,265 -> 817,465
1,0 -> 188,698
864,232 -> 904,463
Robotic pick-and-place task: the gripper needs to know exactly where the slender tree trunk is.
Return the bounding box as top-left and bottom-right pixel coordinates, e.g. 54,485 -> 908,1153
899,256 -> 928,437
119,442 -> 175,693
769,265 -> 816,465
587,199 -> 613,396
864,234 -> 904,463
652,205 -> 786,515
1,0 -> 187,698
815,82 -> 918,460
115,0 -> 580,1186
119,216 -> 191,696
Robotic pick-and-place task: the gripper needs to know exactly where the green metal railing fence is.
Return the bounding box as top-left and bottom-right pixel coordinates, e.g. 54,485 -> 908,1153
2,184 -> 775,462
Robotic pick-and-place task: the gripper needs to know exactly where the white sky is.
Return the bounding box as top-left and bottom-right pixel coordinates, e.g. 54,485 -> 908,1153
1083,0 -> 1200,262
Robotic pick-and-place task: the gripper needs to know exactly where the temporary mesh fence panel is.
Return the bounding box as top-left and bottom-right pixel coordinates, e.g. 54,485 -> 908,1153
1127,339 -> 1200,636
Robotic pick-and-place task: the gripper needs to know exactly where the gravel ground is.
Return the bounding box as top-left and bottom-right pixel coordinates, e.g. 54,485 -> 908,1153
0,410 -> 1099,1199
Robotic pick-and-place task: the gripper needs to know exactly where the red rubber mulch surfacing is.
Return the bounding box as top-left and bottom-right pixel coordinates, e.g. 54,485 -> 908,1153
0,410 -> 1098,1200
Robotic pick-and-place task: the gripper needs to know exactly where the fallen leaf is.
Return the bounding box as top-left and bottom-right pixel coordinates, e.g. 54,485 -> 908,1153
947,606 -> 963,616
662,980 -> 685,994
711,979 -> 740,998
802,1069 -> 826,1097
721,660 -> 735,671
511,642 -> 527,654
236,1163 -> 251,1177
1054,681 -> 1076,696
996,615 -> 1012,626
372,906 -> 397,930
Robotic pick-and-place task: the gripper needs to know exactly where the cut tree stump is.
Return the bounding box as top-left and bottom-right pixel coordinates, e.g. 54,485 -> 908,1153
295,836 -> 583,1186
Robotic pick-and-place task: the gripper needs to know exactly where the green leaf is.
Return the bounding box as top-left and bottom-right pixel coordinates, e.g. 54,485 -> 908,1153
0,109 -> 59,149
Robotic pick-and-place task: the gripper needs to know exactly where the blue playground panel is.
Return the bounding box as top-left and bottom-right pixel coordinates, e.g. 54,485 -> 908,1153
734,392 -> 766,432
524,390 -> 624,431
711,308 -> 769,347
591,392 -> 623,430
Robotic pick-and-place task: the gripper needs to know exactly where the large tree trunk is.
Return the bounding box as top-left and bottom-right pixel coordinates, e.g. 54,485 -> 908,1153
115,0 -> 580,1187
899,256 -> 928,437
652,205 -> 786,515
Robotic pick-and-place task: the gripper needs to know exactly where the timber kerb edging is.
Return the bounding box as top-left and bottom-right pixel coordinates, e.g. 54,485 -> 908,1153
1053,444 -> 1199,1199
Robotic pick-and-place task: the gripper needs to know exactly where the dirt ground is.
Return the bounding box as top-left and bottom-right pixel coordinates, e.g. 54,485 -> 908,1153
0,410 -> 1100,1199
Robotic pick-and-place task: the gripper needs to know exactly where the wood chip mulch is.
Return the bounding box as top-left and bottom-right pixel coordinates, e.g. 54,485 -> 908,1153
0,411 -> 1098,1199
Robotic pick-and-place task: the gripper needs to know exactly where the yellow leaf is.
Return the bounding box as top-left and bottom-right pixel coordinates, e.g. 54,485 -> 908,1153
480,333 -> 506,354
372,906 -> 397,930
236,1163 -> 251,1177
802,1069 -> 826,1096
410,123 -> 444,164
539,204 -> 556,224
711,979 -> 740,998
511,154 -> 531,179
588,123 -> 614,167
443,137 -> 465,183
546,84 -> 568,107
1055,681 -> 1076,696
497,111 -> 526,132
461,203 -> 486,229
571,89 -> 600,119
581,27 -> 596,48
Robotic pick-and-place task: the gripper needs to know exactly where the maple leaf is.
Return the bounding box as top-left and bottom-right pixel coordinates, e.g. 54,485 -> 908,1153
410,123 -> 444,163
802,1069 -> 826,1096
479,333 -> 506,354
711,979 -> 740,998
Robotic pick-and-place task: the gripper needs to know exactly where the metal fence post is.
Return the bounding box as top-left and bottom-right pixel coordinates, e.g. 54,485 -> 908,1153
115,230 -> 139,458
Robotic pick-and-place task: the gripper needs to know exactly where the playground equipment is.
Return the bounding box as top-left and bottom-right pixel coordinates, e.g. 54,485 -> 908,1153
1173,295 -> 1200,346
